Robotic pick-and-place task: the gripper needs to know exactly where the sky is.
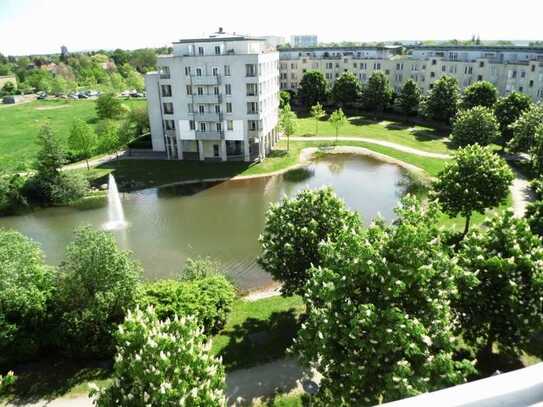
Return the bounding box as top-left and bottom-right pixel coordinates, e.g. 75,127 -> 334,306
1,0 -> 542,55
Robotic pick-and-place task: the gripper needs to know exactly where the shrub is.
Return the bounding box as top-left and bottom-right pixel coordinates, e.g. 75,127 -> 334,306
140,275 -> 235,335
91,307 -> 226,406
55,226 -> 141,358
179,256 -> 221,281
24,171 -> 89,206
0,229 -> 56,363
0,173 -> 28,215
96,93 -> 125,120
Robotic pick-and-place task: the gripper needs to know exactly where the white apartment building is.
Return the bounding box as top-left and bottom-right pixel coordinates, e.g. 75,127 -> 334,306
279,45 -> 543,102
145,30 -> 280,161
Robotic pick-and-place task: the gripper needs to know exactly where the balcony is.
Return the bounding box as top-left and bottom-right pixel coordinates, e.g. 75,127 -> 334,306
191,75 -> 220,85
195,130 -> 224,141
165,130 -> 176,138
193,94 -> 221,104
193,112 -> 222,122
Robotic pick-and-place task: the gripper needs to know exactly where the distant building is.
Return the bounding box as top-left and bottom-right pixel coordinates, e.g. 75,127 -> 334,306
145,29 -> 280,162
291,35 -> 318,48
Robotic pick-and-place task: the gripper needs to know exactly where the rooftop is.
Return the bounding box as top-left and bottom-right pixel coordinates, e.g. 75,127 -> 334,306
173,28 -> 265,44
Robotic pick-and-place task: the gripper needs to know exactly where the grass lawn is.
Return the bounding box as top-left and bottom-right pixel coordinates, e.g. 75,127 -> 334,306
0,99 -> 146,173
294,114 -> 453,154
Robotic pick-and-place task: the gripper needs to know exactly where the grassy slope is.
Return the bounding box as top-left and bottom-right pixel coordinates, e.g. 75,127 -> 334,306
0,99 -> 145,172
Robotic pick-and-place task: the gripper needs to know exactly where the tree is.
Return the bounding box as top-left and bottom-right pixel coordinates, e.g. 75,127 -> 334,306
68,119 -> 97,169
96,119 -> 121,154
56,226 -> 141,358
423,75 -> 460,123
91,307 -> 226,406
96,93 -> 125,120
294,196 -> 474,406
494,92 -> 532,147
1,81 -> 15,95
508,103 -> 543,153
328,108 -> 348,144
298,70 -> 328,108
0,173 -> 28,215
279,90 -> 291,109
258,187 -> 361,296
127,105 -> 150,136
432,145 -> 514,235
34,124 -> 65,178
310,102 -> 326,135
361,71 -> 393,113
331,71 -> 361,108
450,106 -> 500,147
0,229 -> 56,363
455,211 -> 543,356
396,79 -> 421,117
530,124 -> 543,176
462,81 -> 498,109
279,104 -> 297,151
526,180 -> 543,237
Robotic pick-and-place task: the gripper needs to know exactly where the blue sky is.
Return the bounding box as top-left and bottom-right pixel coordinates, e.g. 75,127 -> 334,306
1,0 -> 542,55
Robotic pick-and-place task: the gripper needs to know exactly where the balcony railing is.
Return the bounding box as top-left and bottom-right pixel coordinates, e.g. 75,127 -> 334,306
195,130 -> 225,140
193,112 -> 222,122
165,130 -> 176,137
191,75 -> 220,85
193,94 -> 221,104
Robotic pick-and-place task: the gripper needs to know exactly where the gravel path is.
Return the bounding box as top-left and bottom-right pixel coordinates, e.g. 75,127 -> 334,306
511,171 -> 533,218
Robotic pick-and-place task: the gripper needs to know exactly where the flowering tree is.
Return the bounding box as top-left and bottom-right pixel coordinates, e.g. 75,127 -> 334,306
455,211 -> 543,356
294,196 -> 474,406
92,306 -> 226,406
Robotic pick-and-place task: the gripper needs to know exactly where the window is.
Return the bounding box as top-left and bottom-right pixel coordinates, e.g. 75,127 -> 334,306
216,122 -> 222,132
226,102 -> 232,113
198,47 -> 204,56
246,64 -> 257,77
164,120 -> 175,130
215,46 -> 221,55
225,84 -> 231,95
353,63 -> 358,68
442,65 -> 446,72
247,102 -> 258,114
213,144 -> 219,157
521,71 -> 526,79
326,63 -> 333,69
480,61 -> 485,68
248,120 -> 258,131
531,65 -> 536,72
184,66 -> 191,75
196,68 -> 203,77
477,75 -> 483,81
290,63 -> 297,69
227,120 -> 233,130
189,120 -> 195,130
163,102 -> 173,114
530,80 -> 534,88
224,65 -> 231,76
197,87 -> 204,95
432,59 -> 437,65
199,122 -> 206,131
198,105 -> 205,113
212,67 -> 219,76
159,66 -> 170,79
213,87 -> 219,95
161,85 -> 172,97
187,103 -> 193,113
430,72 -> 435,78
186,85 -> 192,95
335,63 -> 339,68
246,83 -> 257,96
215,105 -> 221,113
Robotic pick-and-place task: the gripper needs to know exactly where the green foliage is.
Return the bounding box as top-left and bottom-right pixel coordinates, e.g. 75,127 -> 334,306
396,79 -> 421,116
331,71 -> 362,108
0,173 -> 28,215
298,70 -> 328,108
96,93 -> 125,120
530,125 -> 543,177
0,371 -> 16,392
432,145 -> 514,234
1,81 -> 16,95
279,104 -> 297,150
258,187 -> 361,296
179,256 -> 221,281
494,92 -> 532,147
96,119 -> 121,154
140,275 -> 235,335
310,103 -> 326,135
455,211 -> 543,355
279,90 -> 291,109
127,105 -> 150,136
361,71 -> 394,112
509,103 -> 543,153
68,119 -> 97,168
0,229 -> 56,363
462,81 -> 498,109
451,106 -> 500,147
423,75 -> 460,123
294,196 -> 474,406
91,306 -> 226,406
328,108 -> 348,142
55,226 -> 141,358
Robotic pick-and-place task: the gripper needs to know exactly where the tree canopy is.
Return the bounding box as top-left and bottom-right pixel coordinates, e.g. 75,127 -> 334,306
298,70 -> 328,108
494,92 -> 532,147
451,106 -> 500,147
423,75 -> 460,123
361,71 -> 394,112
462,81 -> 498,109
331,71 -> 362,108
396,79 -> 421,116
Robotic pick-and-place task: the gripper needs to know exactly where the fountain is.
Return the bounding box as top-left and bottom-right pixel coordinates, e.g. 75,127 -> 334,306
103,174 -> 127,231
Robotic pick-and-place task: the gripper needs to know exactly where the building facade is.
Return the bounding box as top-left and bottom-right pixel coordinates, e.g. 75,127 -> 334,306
291,35 -> 318,48
279,45 -> 543,102
145,31 -> 280,161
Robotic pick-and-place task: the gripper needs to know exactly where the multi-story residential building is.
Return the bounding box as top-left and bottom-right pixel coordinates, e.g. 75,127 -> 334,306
291,35 -> 318,48
145,29 -> 280,162
279,45 -> 543,102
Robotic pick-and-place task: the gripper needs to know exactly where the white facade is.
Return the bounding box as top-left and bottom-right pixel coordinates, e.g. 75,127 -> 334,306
145,31 -> 280,162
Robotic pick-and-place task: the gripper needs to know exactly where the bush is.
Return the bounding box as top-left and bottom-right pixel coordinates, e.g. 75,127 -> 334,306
0,229 -> 56,363
55,226 -> 141,358
140,275 -> 235,335
91,306 -> 226,406
0,173 -> 28,215
179,256 -> 221,281
96,93 -> 125,120
23,171 -> 89,206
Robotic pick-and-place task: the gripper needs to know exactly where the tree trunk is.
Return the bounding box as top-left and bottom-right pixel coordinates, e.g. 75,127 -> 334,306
86,159 -> 89,170
287,133 -> 290,151
463,214 -> 471,237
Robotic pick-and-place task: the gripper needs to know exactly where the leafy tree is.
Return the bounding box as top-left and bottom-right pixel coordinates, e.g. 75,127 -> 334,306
328,108 -> 348,144
127,48 -> 157,73
294,197 -> 474,406
258,187 -> 361,296
494,92 -> 532,147
451,106 -> 500,147
96,92 -> 125,120
423,75 -> 460,123
331,71 -> 362,108
56,226 -> 141,358
68,119 -> 97,169
96,119 -> 121,154
34,124 -> 65,178
0,173 -> 28,215
462,81 -> 498,109
0,229 -> 56,363
310,102 -> 326,135
432,145 -> 514,235
530,124 -> 543,176
509,103 -> 543,153
396,79 -> 421,117
1,81 -> 16,95
279,90 -> 291,109
279,104 -> 297,151
91,306 -> 226,406
526,180 -> 543,237
455,211 -> 543,356
122,64 -> 144,91
111,48 -> 129,67
298,70 -> 328,108
127,105 -> 149,136
361,71 -> 393,113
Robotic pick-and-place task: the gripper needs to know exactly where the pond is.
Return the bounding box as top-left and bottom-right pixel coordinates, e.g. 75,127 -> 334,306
0,154 -> 409,290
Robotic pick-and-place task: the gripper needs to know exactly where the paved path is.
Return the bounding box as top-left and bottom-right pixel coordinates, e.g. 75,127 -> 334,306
290,136 -> 452,160
511,170 -> 533,218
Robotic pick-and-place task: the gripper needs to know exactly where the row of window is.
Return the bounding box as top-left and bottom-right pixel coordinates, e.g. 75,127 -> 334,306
163,119 -> 262,133
163,102 -> 259,115
162,83 -> 261,98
